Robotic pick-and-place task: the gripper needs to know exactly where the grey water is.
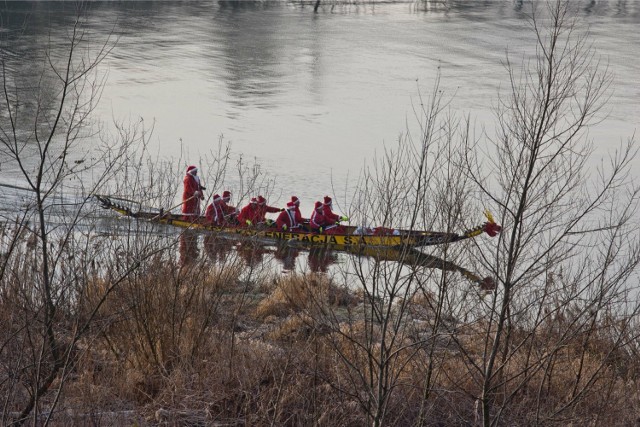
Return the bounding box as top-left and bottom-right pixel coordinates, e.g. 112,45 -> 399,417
1,0 -> 639,277
1,1 -> 638,208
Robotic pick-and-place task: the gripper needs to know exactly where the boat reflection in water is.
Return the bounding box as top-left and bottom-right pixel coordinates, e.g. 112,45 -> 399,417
179,230 -> 200,267
203,234 -> 234,265
235,241 -> 270,268
180,236 -> 494,290
273,245 -> 301,272
307,247 -> 339,273
195,237 -> 338,274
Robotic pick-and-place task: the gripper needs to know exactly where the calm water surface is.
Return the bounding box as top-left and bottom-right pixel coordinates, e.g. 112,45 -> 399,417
1,0 -> 639,208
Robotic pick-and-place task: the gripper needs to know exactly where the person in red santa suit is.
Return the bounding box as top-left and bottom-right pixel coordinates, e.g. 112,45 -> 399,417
205,194 -> 225,226
309,201 -> 327,233
276,201 -> 304,231
221,190 -> 239,224
182,165 -> 205,220
290,196 -> 309,220
237,197 -> 261,227
290,195 -> 309,230
221,191 -> 237,214
256,195 -> 283,224
322,196 -> 348,226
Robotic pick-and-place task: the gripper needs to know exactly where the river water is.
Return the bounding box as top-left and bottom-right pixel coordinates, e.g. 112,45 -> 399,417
1,0 -> 638,210
1,1 -> 639,278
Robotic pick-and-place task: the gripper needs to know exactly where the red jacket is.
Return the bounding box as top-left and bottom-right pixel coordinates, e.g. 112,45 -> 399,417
309,209 -> 326,231
256,204 -> 282,222
219,201 -> 238,225
182,174 -> 204,216
221,201 -> 237,216
276,209 -> 303,231
205,201 -> 225,226
322,204 -> 340,225
238,203 -> 261,226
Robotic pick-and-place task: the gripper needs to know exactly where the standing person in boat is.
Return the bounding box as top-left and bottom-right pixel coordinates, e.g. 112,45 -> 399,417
205,194 -> 225,226
276,201 -> 304,232
238,197 -> 261,227
182,165 -> 205,220
221,190 -> 239,224
256,195 -> 283,225
309,201 -> 327,233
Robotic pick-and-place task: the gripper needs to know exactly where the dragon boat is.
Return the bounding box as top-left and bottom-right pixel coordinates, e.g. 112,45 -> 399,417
95,195 -> 501,249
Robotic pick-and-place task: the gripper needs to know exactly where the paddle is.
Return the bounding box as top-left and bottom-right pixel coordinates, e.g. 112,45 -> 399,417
151,195 -> 197,221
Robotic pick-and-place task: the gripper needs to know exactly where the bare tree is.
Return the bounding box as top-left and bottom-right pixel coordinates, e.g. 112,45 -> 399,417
460,1 -> 640,425
0,5 -> 160,424
273,71 -> 491,426
285,2 -> 640,426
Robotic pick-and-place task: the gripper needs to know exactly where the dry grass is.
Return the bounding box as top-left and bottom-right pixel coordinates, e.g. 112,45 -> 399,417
255,273 -> 358,319
2,233 -> 640,426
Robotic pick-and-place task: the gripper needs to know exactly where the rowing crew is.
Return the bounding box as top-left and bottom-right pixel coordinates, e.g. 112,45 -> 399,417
275,195 -> 349,234
207,193 -> 348,234
181,165 -> 348,234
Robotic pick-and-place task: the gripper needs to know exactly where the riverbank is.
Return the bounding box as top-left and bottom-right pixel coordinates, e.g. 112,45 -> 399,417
2,248 -> 638,426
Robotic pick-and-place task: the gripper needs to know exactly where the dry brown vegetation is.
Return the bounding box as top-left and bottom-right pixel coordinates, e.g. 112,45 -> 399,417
2,235 -> 640,426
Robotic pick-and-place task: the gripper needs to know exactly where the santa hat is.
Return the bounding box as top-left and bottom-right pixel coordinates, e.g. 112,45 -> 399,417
291,196 -> 300,206
257,195 -> 266,205
250,197 -> 258,204
315,201 -> 323,210
323,196 -> 332,205
186,165 -> 197,174
286,201 -> 296,210
223,190 -> 231,200
213,194 -> 221,202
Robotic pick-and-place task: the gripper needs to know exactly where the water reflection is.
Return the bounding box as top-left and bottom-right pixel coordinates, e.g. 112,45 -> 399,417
235,241 -> 269,268
213,3 -> 288,107
203,233 -> 234,264
178,233 -> 493,289
179,230 -> 200,266
307,247 -> 338,273
273,245 -> 301,272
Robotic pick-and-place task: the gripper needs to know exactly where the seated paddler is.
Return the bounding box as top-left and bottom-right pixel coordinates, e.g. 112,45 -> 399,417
205,194 -> 225,226
221,190 -> 239,224
256,195 -> 283,225
238,197 -> 261,227
290,196 -> 307,221
276,201 -> 304,232
322,196 -> 349,233
309,201 -> 327,233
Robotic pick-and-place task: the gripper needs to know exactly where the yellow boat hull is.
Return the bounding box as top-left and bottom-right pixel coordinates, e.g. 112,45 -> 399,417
96,195 -> 492,249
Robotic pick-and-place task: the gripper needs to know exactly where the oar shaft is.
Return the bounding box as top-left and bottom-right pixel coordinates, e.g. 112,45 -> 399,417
152,195 -> 198,221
